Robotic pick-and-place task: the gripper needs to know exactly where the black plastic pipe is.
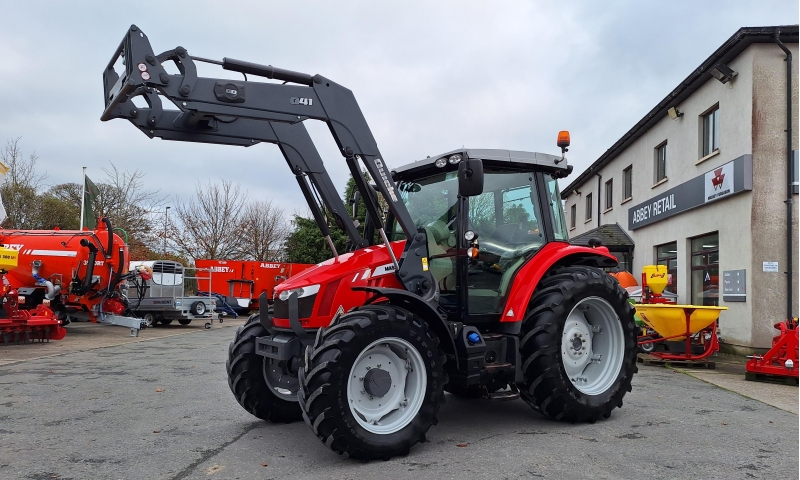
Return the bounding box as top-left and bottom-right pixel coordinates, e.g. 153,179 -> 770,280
774,30 -> 793,321
101,217 -> 113,259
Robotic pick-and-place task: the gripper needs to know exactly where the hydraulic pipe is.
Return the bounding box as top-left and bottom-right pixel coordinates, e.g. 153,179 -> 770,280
222,58 -> 313,86
774,30 -> 794,321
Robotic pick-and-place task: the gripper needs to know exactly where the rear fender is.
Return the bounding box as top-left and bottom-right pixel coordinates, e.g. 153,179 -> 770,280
500,242 -> 618,323
353,286 -> 456,357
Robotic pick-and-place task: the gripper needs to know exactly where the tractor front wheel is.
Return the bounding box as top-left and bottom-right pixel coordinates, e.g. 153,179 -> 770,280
519,266 -> 637,423
226,314 -> 302,423
299,305 -> 445,460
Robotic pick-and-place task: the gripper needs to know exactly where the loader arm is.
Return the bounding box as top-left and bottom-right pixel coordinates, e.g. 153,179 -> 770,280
101,25 -> 435,299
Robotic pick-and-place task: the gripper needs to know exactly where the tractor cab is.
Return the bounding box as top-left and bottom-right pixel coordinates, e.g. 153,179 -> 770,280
390,149 -> 571,323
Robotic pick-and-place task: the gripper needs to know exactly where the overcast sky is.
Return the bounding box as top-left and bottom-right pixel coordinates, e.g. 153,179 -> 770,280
0,1 -> 796,219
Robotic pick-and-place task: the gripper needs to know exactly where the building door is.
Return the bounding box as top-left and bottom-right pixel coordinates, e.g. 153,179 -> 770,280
691,233 -> 719,306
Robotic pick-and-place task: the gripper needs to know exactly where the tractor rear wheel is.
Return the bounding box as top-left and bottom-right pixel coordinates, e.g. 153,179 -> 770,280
299,304 -> 445,460
519,266 -> 637,423
226,314 -> 302,423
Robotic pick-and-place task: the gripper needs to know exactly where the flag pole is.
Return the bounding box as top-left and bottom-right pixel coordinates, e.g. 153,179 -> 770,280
79,167 -> 86,230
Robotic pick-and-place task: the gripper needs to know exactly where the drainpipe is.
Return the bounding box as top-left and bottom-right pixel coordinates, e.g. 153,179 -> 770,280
596,174 -> 602,228
774,30 -> 793,321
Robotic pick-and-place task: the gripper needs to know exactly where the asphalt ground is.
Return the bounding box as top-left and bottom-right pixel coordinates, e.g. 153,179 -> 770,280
0,322 -> 797,480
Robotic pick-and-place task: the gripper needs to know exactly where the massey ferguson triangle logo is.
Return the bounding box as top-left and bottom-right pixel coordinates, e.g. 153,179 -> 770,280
711,168 -> 725,190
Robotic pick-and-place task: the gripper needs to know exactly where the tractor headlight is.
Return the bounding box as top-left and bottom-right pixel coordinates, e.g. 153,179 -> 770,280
464,230 -> 476,241
434,157 -> 447,168
278,284 -> 321,301
448,154 -> 462,164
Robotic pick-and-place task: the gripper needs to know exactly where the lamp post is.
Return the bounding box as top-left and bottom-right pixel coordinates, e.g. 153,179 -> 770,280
163,206 -> 171,259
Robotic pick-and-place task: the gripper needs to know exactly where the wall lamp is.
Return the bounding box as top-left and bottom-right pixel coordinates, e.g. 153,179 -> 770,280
573,189 -> 581,196
667,107 -> 683,120
709,63 -> 738,84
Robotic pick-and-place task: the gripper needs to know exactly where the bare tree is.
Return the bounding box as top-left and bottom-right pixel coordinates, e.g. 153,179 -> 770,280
0,137 -> 46,228
171,180 -> 247,259
93,163 -> 165,243
237,199 -> 290,261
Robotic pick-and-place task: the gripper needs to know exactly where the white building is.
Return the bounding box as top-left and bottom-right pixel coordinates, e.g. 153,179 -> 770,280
562,26 -> 798,352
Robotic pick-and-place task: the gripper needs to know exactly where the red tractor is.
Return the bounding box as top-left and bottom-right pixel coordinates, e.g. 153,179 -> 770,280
101,26 -> 637,460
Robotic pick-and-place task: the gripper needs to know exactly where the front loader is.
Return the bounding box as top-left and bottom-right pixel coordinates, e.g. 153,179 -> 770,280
101,26 -> 638,460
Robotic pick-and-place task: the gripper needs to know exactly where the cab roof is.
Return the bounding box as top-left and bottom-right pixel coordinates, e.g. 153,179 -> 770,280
391,148 -> 571,178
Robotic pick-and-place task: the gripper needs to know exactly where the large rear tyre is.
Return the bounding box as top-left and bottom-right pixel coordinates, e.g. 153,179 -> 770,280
299,305 -> 445,460
519,266 -> 637,423
226,314 -> 302,423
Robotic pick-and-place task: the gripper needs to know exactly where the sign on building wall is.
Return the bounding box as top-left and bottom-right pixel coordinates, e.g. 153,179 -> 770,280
627,154 -> 753,230
763,261 -> 779,272
722,269 -> 746,302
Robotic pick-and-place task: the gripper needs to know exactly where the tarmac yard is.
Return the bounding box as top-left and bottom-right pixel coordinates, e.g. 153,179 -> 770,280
0,321 -> 797,480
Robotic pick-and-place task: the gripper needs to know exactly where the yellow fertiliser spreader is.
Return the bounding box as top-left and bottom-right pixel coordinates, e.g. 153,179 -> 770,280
634,265 -> 727,361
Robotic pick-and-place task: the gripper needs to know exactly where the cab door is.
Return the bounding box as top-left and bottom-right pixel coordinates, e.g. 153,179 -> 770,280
459,170 -> 547,318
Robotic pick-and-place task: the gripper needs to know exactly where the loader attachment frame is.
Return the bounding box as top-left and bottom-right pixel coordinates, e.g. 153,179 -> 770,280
101,25 -> 435,299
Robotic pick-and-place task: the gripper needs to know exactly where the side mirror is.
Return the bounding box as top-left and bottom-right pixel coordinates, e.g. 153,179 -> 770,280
458,158 -> 484,197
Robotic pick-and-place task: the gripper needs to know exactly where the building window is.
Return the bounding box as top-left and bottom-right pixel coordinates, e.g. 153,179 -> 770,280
605,178 -> 613,210
654,142 -> 667,183
585,193 -> 593,221
622,166 -> 632,200
655,242 -> 678,296
570,204 -> 576,229
691,233 -> 719,306
702,106 -> 720,157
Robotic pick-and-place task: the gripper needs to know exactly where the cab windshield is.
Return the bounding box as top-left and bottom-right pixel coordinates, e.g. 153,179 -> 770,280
395,169 -> 546,315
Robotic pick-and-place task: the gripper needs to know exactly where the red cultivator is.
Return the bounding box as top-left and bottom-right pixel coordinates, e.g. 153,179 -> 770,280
745,319 -> 799,383
0,278 -> 65,344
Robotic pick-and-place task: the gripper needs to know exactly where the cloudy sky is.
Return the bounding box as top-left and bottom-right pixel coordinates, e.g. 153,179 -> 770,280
0,1 -> 796,219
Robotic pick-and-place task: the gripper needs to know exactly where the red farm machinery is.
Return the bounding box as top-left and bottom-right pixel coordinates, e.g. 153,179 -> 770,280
101,26 -> 639,460
0,218 -> 149,343
194,259 -> 314,313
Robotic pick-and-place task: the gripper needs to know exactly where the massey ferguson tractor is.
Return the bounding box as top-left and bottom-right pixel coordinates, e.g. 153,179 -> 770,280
101,26 -> 638,460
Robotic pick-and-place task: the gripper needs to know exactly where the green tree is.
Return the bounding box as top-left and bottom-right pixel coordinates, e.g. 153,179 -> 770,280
0,137 -> 46,229
284,172 -> 383,263
284,214 -> 347,264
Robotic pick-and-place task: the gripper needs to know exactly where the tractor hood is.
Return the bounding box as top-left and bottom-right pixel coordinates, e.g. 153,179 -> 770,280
271,241 -> 406,329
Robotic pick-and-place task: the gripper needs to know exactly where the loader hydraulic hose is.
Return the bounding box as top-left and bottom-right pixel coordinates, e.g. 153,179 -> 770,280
101,217 -> 113,259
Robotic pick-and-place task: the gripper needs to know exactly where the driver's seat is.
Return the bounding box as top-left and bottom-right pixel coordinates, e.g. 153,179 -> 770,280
424,221 -> 456,291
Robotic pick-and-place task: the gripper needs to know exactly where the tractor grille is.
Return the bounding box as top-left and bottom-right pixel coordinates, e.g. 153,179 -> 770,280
273,294 -> 316,319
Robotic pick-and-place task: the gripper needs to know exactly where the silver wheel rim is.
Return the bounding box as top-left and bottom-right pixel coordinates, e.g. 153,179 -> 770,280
143,314 -> 154,327
347,337 -> 427,435
561,296 -> 625,395
196,304 -> 206,315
